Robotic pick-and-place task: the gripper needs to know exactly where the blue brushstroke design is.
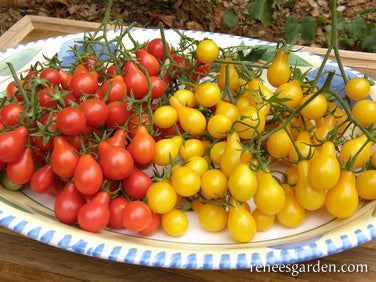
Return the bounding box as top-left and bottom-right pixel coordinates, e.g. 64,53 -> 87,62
27,227 -> 41,239
40,230 -> 55,244
185,254 -> 197,269
124,248 -> 137,264
219,254 -> 231,269
58,235 -> 72,249
140,250 -> 152,265
169,253 -> 182,268
109,246 -> 122,261
152,252 -> 166,267
236,253 -> 248,269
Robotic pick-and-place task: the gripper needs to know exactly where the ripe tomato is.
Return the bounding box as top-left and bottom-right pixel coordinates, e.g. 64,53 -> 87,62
198,203 -> 228,232
56,107 -> 86,136
146,181 -> 177,214
326,169 -> 358,218
121,200 -> 152,232
184,156 -> 209,176
0,103 -> 25,126
135,48 -> 160,76
338,134 -> 372,169
194,82 -> 221,108
209,141 -> 227,166
161,209 -> 188,237
227,199 -> 256,243
299,93 -> 327,120
196,39 -> 218,64
345,77 -> 370,100
105,101 -> 130,128
356,170 -> 376,200
228,163 -> 257,202
123,61 -> 149,99
150,76 -> 165,99
37,88 -> 57,108
30,164 -> 56,194
153,136 -> 183,166
351,99 -> 376,128
252,208 -> 275,232
201,169 -> 228,199
308,141 -> 340,191
139,212 -> 160,236
58,69 -> 72,88
153,106 -> 178,129
266,127 -> 293,159
267,49 -> 290,88
98,141 -> 134,180
78,98 -> 108,127
277,184 -> 305,228
74,154 -> 103,195
275,80 -> 303,108
50,135 -> 80,178
169,96 -> 207,135
122,168 -> 153,200
0,126 -> 28,163
40,68 -> 61,87
77,191 -> 111,232
178,138 -> 205,161
127,113 -> 151,137
108,196 -> 129,229
215,100 -> 239,123
107,128 -> 128,148
171,166 -> 201,197
217,57 -> 239,92
254,169 -> 286,215
173,89 -> 196,108
101,75 -> 127,103
54,181 -> 85,224
69,72 -> 98,98
146,38 -> 170,61
6,147 -> 35,185
207,114 -> 232,139
6,80 -> 22,99
295,160 -> 326,211
127,125 -> 156,165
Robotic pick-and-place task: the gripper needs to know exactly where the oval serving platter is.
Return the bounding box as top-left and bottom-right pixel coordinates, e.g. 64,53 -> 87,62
0,28 -> 375,270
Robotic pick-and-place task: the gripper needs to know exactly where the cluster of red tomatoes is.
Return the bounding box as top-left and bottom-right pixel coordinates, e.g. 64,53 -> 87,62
1,31 -> 375,243
0,38 -> 187,235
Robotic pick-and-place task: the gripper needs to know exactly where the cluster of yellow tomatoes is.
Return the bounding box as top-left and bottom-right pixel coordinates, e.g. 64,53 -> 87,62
148,39 -> 375,243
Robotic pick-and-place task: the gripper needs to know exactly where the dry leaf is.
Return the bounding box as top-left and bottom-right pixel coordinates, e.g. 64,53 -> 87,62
151,11 -> 177,27
213,4 -> 222,30
67,4 -> 80,15
45,0 -> 72,7
0,0 -> 33,8
186,21 -> 203,31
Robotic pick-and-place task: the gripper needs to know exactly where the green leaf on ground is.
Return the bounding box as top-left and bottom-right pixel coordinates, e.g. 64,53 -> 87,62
248,0 -> 274,28
222,9 -> 239,29
285,16 -> 317,44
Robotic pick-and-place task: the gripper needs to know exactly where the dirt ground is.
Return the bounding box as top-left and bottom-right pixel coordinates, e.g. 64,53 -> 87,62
0,0 -> 375,50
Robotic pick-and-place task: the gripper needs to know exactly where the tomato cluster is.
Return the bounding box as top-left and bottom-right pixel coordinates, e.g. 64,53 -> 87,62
1,26 -> 375,243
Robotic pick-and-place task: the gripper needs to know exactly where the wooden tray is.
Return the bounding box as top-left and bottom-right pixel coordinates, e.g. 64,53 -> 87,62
1,15 -> 376,80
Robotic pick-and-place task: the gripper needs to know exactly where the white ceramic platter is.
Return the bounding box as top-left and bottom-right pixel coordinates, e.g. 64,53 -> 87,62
0,28 -> 375,269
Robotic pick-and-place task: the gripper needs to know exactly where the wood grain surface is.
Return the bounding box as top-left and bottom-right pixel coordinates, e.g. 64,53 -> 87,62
0,16 -> 376,281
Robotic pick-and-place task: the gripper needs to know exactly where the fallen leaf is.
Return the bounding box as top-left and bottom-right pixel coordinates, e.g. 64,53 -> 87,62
67,4 -> 81,15
151,11 -> 177,27
45,0 -> 72,7
186,21 -> 203,31
213,4 -> 222,30
0,0 -> 33,8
